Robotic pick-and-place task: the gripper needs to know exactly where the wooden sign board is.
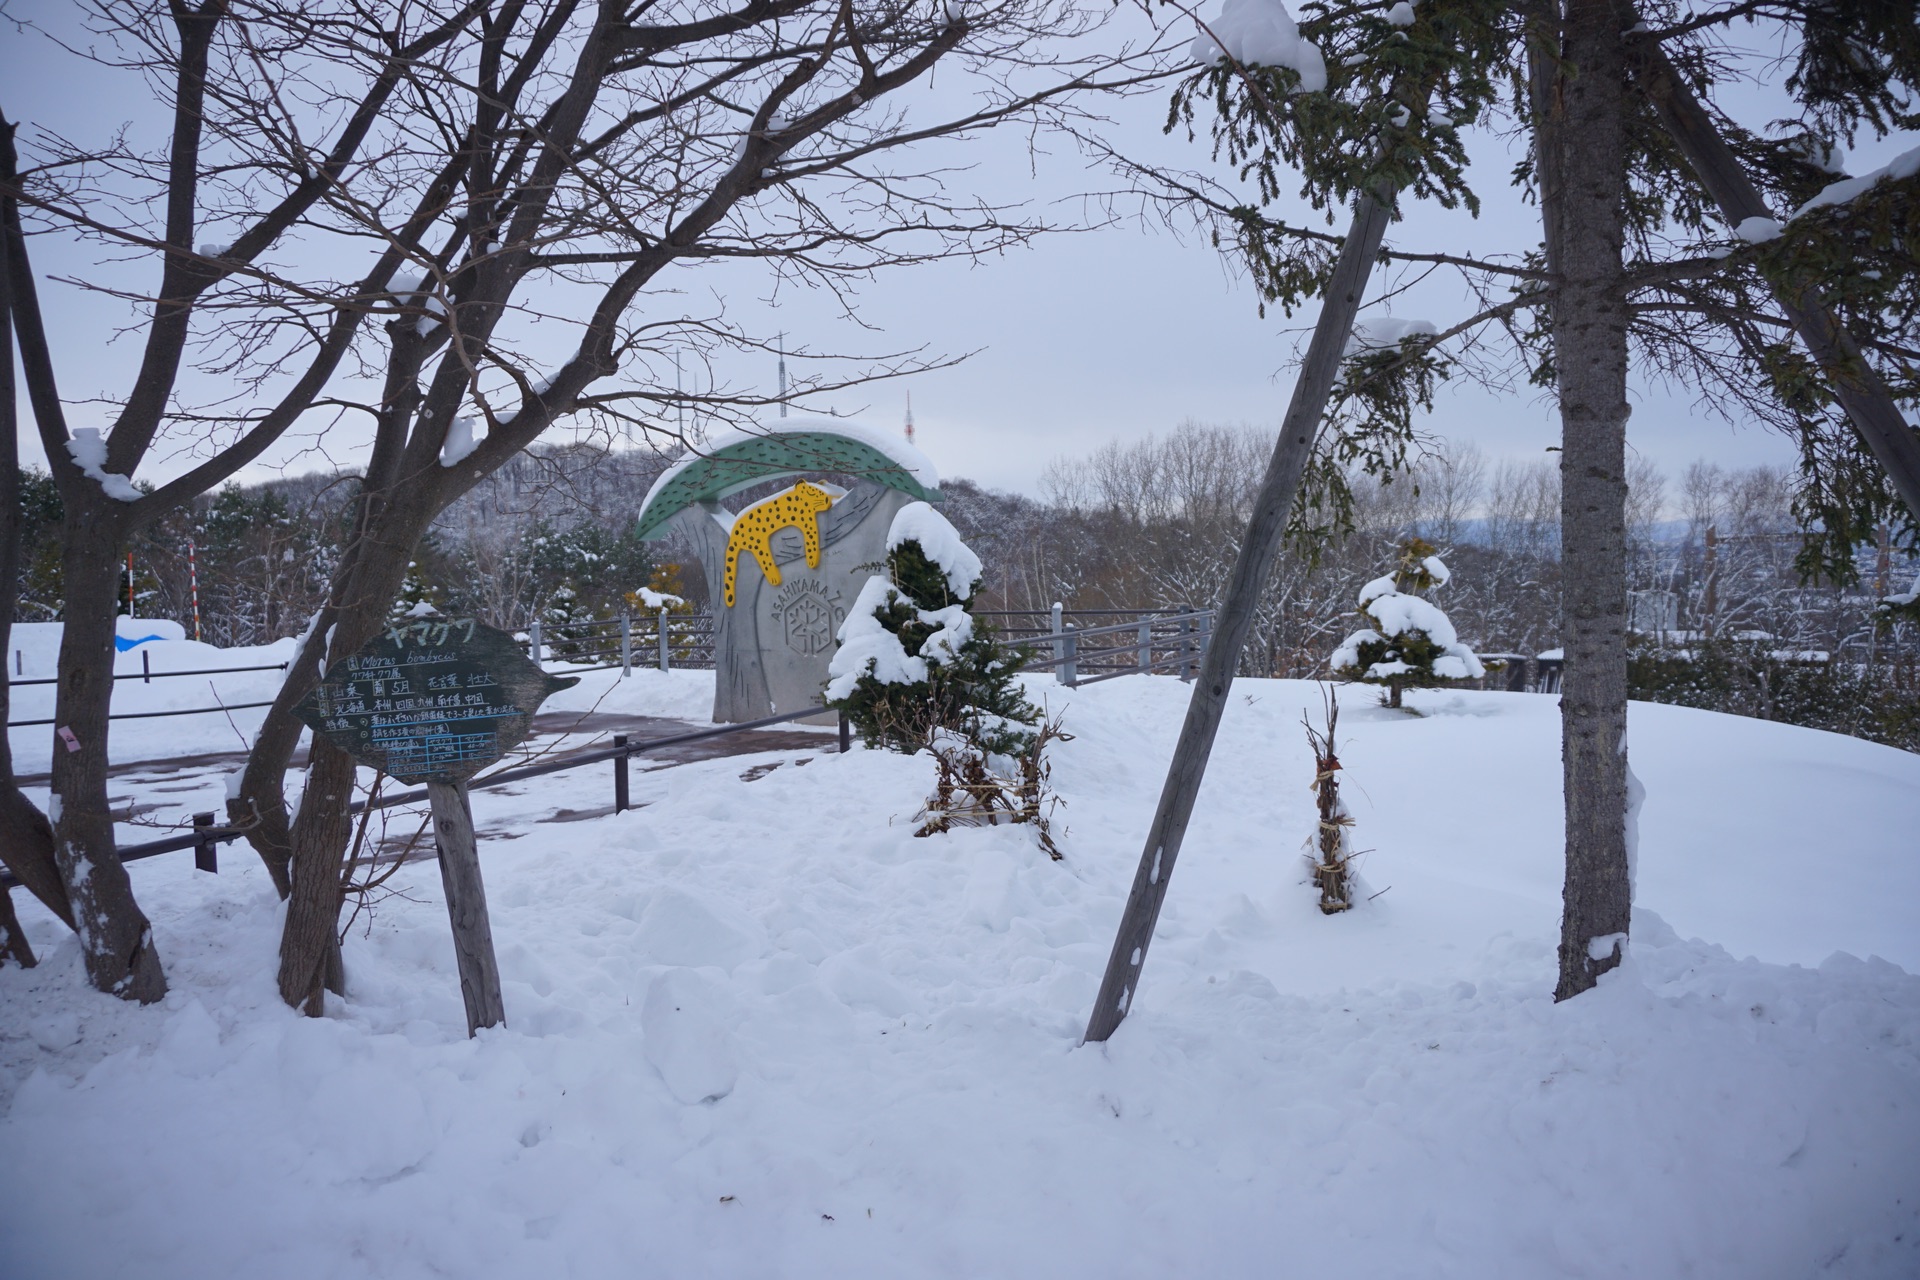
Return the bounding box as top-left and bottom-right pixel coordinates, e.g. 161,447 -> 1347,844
294,615 -> 578,1036
294,616 -> 578,784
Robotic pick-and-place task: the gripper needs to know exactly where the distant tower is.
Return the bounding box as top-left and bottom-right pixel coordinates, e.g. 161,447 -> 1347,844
777,331 -> 788,418
904,391 -> 915,446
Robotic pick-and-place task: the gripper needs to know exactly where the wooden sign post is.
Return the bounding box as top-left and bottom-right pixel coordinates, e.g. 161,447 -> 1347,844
295,615 -> 577,1036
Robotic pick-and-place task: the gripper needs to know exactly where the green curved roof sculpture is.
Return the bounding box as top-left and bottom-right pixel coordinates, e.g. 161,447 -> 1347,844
635,419 -> 942,540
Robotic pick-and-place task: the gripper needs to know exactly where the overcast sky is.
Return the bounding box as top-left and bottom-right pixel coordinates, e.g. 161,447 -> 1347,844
6,4 -> 1914,503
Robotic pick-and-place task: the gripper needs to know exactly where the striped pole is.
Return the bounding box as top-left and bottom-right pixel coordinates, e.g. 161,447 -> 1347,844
188,538 -> 202,642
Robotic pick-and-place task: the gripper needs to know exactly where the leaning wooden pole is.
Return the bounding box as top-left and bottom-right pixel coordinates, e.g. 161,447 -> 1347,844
1083,191 -> 1395,1043
1626,31 -> 1920,525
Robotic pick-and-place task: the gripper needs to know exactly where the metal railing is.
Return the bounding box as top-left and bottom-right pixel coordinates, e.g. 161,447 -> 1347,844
1,706 -> 848,890
7,649 -> 291,728
1001,605 -> 1215,687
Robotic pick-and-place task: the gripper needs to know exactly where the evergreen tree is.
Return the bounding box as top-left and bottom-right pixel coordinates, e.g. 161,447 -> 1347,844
1330,538 -> 1483,708
826,503 -> 1036,756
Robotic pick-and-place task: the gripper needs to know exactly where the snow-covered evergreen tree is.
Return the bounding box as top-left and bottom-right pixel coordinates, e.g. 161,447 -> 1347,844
1330,538 -> 1483,708
826,502 -> 1036,756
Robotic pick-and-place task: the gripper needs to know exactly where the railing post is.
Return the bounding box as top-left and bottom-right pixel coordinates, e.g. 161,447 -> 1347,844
1179,606 -> 1196,682
1051,601 -> 1066,685
620,613 -> 632,678
1064,624 -> 1079,688
142,650 -> 152,684
1138,617 -> 1153,672
839,710 -> 852,753
1197,608 -> 1213,668
192,811 -> 217,874
657,610 -> 670,672
613,735 -> 630,814
529,620 -> 544,668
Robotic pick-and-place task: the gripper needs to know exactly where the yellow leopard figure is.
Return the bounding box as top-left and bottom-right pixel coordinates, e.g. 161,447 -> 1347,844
722,481 -> 834,607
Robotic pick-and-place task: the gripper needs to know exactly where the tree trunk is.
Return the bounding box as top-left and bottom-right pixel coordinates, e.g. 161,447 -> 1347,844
273,509 -> 425,1012
0,883 -> 31,968
0,115 -> 67,951
1541,0 -> 1633,1001
49,529 -> 167,1002
278,736 -> 358,1013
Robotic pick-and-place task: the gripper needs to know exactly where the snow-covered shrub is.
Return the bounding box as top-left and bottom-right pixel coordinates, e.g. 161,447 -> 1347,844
826,502 -> 1037,756
1329,538 -> 1484,708
1302,688 -> 1357,912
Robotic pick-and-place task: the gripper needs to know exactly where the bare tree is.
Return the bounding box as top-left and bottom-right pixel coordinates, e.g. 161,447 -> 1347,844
2,0 -> 1169,1004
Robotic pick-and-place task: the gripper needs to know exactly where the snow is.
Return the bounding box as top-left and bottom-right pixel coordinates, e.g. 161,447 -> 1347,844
1732,215 -> 1784,244
1421,554 -> 1451,585
1792,144 -> 1920,221
916,604 -> 975,665
887,502 -> 983,598
1357,575 -> 1396,606
1384,1 -> 1415,26
640,416 -> 942,520
1336,576 -> 1485,683
636,587 -> 685,612
439,416 -> 481,468
1189,0 -> 1328,92
5,671 -> 1920,1277
1884,569 -> 1920,608
1345,316 -> 1437,356
63,428 -> 143,502
414,292 -> 449,335
825,577 -> 927,699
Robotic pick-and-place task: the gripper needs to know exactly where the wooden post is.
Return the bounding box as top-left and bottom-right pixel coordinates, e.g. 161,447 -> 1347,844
528,621 -> 543,668
1083,186 -> 1398,1044
620,613 -> 632,677
1063,624 -> 1078,687
427,780 -> 506,1036
657,610 -> 670,672
1138,618 -> 1152,672
839,710 -> 852,753
613,734 -> 630,813
1050,602 -> 1066,684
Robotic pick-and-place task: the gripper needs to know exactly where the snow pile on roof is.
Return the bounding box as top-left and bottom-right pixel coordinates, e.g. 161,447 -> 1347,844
64,429 -> 143,502
640,416 -> 941,518
1190,0 -> 1327,91
1791,143 -> 1920,221
1345,317 -> 1438,356
888,502 -> 982,598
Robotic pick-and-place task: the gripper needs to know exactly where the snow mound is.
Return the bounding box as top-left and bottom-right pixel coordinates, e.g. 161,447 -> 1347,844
642,968 -> 740,1104
4,675 -> 1919,1277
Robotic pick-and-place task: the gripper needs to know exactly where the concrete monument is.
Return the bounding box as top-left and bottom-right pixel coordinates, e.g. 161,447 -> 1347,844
634,418 -> 943,723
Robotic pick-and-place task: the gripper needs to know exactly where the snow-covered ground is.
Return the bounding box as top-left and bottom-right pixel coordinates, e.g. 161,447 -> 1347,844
3,670 -> 1918,1278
